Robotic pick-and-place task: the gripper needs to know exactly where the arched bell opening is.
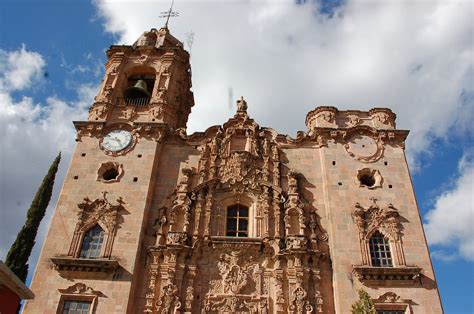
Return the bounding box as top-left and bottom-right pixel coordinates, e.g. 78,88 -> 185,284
123,74 -> 155,106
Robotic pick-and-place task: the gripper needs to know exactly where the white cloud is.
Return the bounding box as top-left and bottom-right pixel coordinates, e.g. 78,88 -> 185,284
0,47 -> 93,266
0,45 -> 45,91
424,152 -> 474,261
93,0 -> 473,171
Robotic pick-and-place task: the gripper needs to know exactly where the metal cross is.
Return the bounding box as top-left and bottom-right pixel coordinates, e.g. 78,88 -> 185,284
160,0 -> 179,28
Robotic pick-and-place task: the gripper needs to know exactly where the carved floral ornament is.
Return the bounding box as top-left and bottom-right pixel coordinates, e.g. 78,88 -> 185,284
203,249 -> 273,313
75,191 -> 125,232
351,198 -> 401,241
289,286 -> 313,314
88,102 -> 112,121
156,283 -> 181,314
58,283 -> 105,298
373,292 -> 414,313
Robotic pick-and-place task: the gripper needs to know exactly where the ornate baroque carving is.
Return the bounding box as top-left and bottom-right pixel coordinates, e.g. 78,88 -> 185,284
68,191 -> 125,258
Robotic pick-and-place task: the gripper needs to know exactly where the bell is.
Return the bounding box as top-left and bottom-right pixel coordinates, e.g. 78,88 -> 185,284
123,79 -> 150,99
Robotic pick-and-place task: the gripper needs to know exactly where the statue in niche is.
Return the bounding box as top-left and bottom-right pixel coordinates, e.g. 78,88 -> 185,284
244,129 -> 256,155
271,145 -> 279,161
262,136 -> 270,156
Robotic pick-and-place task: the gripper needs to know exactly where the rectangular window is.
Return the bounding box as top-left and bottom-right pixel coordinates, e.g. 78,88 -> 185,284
226,204 -> 249,237
62,300 -> 91,314
377,311 -> 405,314
369,231 -> 393,267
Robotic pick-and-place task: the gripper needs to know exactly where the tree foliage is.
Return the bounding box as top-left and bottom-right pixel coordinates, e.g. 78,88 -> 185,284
5,153 -> 61,282
351,289 -> 377,314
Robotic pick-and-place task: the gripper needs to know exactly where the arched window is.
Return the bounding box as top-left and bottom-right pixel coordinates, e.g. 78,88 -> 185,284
369,231 -> 393,267
226,204 -> 249,237
80,225 -> 105,259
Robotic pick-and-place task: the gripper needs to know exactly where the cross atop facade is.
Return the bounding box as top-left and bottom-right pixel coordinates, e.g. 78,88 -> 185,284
159,0 -> 179,28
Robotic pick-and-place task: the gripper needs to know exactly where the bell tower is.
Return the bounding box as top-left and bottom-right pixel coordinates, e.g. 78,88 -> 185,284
90,27 -> 194,129
23,27 -> 195,314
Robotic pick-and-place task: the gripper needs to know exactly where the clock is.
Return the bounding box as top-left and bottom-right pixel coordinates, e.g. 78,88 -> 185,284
101,129 -> 132,152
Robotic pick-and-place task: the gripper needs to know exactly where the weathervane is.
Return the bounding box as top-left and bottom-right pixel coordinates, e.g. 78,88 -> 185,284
160,0 -> 179,28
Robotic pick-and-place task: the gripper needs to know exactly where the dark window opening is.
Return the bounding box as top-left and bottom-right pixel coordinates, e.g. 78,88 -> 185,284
226,204 -> 249,237
359,174 -> 375,187
102,168 -> 119,181
369,231 -> 393,267
80,224 -> 104,259
377,311 -> 404,314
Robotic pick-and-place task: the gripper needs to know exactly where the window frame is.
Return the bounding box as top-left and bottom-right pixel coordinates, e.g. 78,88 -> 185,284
79,224 -> 106,259
375,304 -> 410,314
61,299 -> 93,314
369,231 -> 394,267
57,295 -> 97,314
225,204 -> 250,238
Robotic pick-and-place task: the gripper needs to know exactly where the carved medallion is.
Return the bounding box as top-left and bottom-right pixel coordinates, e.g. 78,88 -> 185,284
344,134 -> 384,163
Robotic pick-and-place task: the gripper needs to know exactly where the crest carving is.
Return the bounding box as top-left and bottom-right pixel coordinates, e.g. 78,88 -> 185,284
352,198 -> 401,241
210,251 -> 258,295
58,283 -> 105,297
289,286 -> 313,314
76,191 -> 125,232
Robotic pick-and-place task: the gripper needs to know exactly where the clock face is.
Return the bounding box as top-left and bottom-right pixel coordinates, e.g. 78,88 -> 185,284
102,130 -> 132,152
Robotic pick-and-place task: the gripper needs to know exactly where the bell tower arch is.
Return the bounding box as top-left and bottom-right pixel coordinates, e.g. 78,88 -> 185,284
90,27 -> 194,129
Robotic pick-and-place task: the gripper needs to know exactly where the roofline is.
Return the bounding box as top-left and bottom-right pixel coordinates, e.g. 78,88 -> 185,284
0,261 -> 34,299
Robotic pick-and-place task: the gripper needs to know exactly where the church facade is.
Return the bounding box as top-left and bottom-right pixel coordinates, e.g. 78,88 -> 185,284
24,27 -> 443,313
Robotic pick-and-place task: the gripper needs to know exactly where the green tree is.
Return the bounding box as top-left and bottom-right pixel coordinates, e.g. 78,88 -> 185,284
351,289 -> 377,314
5,153 -> 61,282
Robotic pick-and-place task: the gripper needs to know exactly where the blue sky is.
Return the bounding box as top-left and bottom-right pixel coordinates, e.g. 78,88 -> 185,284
0,0 -> 473,313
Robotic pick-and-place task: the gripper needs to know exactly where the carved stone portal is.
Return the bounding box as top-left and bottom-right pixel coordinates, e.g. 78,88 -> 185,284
144,100 -> 325,313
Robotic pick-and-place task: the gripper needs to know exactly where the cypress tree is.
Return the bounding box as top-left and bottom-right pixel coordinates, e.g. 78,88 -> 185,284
351,289 -> 377,314
5,152 -> 61,282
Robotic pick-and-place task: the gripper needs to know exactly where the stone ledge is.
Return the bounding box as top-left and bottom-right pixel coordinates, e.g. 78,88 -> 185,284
51,257 -> 119,273
352,266 -> 422,286
210,236 -> 263,245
